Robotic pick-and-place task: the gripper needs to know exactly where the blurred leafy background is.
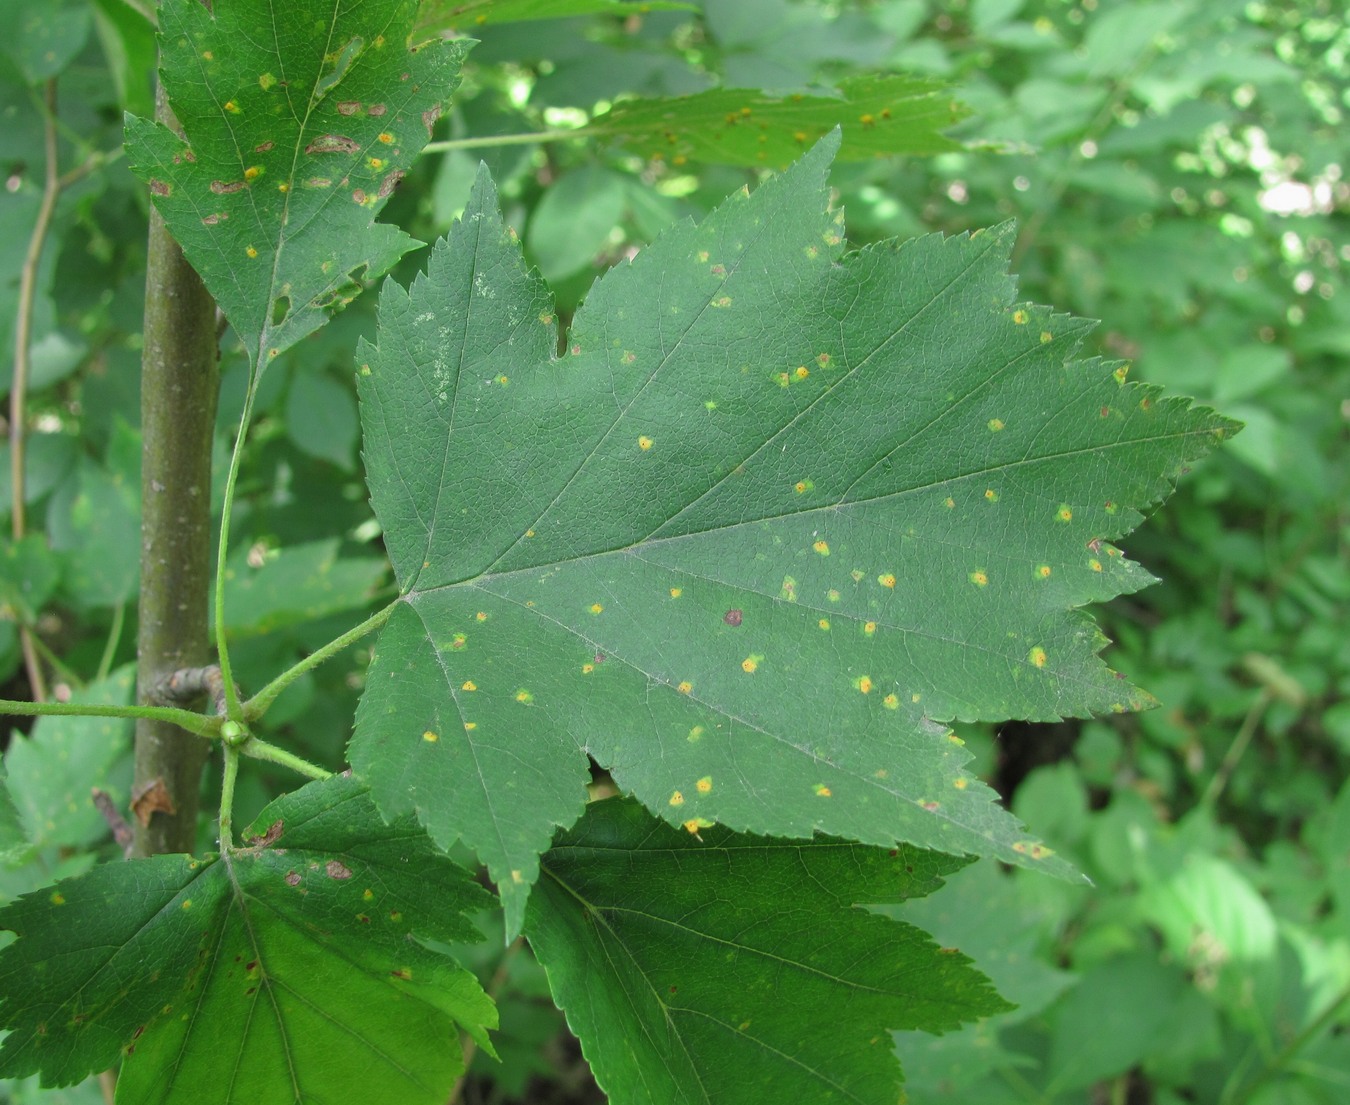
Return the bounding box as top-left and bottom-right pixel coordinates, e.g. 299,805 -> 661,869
1,0 -> 1346,1102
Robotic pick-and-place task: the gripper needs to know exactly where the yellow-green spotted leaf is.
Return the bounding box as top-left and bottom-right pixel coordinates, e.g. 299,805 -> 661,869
0,776 -> 494,1101
351,135 -> 1235,938
125,0 -> 468,368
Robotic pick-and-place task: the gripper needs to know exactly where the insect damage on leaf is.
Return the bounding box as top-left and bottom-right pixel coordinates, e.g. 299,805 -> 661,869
350,131 -> 1236,940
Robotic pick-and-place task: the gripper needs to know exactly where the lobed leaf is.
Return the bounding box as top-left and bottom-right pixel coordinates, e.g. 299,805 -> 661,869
351,135 -> 1236,937
415,0 -> 696,35
125,0 -> 469,368
527,798 -> 1010,1105
0,776 -> 495,1102
595,75 -> 968,166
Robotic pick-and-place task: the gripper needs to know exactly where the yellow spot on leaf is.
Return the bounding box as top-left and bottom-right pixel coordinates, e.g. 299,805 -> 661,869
857,675 -> 873,694
246,245 -> 258,258
954,777 -> 969,789
678,681 -> 693,694
669,587 -> 682,598
378,132 -> 394,144
827,589 -> 841,603
224,100 -> 241,114
984,489 -> 999,503
988,418 -> 1005,432
1040,331 -> 1053,343
1090,558 -> 1103,572
589,603 -> 604,615
50,892 -> 65,905
464,722 -> 477,731
461,681 -> 477,692
363,888 -> 374,900
816,352 -> 831,368
422,731 -> 439,743
696,776 -> 712,794
515,689 -> 533,704
669,790 -> 685,807
970,570 -> 989,587
864,621 -> 877,636
497,375 -> 509,385
476,611 -> 489,622
638,435 -> 654,450
878,573 -> 896,589
1029,647 -> 1048,668
244,165 -> 262,181
1013,309 -> 1028,324
1037,565 -> 1052,578
944,497 -> 955,509
684,817 -> 713,834
581,663 -> 594,674
813,540 -> 829,556
819,618 -> 830,630
1114,365 -> 1130,383
883,693 -> 899,710
1057,504 -> 1073,522
795,365 -> 809,379
688,725 -> 704,742
794,479 -> 813,494
813,784 -> 832,797
742,655 -> 760,674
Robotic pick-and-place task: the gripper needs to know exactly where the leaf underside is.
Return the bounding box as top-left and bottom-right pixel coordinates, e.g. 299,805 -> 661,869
527,799 -> 1012,1105
125,0 -> 468,368
351,134 -> 1235,937
0,777 -> 494,1104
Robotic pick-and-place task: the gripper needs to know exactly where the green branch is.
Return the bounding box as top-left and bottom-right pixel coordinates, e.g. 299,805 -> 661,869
0,697 -> 220,738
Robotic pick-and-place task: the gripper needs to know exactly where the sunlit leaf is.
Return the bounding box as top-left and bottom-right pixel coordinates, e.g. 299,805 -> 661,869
0,776 -> 495,1102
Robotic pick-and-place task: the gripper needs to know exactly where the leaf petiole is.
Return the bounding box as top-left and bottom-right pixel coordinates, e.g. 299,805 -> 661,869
0,697 -> 221,737
242,598 -> 399,722
241,739 -> 332,782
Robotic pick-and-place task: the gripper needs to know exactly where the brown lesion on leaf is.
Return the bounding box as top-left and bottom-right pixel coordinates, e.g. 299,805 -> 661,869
210,180 -> 247,194
377,169 -> 404,198
305,134 -> 360,154
285,871 -> 302,887
336,101 -> 362,116
325,860 -> 353,879
202,212 -> 226,225
243,819 -> 285,848
422,105 -> 441,134
149,179 -> 170,196
254,140 -> 274,153
367,103 -> 388,116
304,177 -> 333,188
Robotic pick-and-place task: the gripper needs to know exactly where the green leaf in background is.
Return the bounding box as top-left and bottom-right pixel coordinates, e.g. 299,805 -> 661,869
352,136 -> 1234,937
124,0 -> 469,368
526,798 -> 1010,1105
594,75 -> 968,166
0,535 -> 60,625
416,0 -> 695,35
0,762 -> 29,865
3,667 -> 133,854
216,538 -> 388,640
285,364 -> 361,469
0,775 -> 495,1101
526,164 -> 629,282
0,0 -> 92,84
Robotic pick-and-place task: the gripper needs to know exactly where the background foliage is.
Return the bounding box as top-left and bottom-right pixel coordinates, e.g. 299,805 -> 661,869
1,0 -> 1346,1103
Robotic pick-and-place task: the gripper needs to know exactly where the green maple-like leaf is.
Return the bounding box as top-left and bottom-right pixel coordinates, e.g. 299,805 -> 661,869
125,0 -> 468,368
527,798 -> 1010,1105
351,135 -> 1235,937
595,75 -> 968,166
0,776 -> 495,1103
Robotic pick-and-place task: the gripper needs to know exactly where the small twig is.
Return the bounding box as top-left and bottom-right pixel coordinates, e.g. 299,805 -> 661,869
91,787 -> 135,858
10,79 -> 62,705
1200,687 -> 1272,809
150,664 -> 231,717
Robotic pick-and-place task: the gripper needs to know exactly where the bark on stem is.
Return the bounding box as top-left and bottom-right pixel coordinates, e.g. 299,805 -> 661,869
133,83 -> 219,857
